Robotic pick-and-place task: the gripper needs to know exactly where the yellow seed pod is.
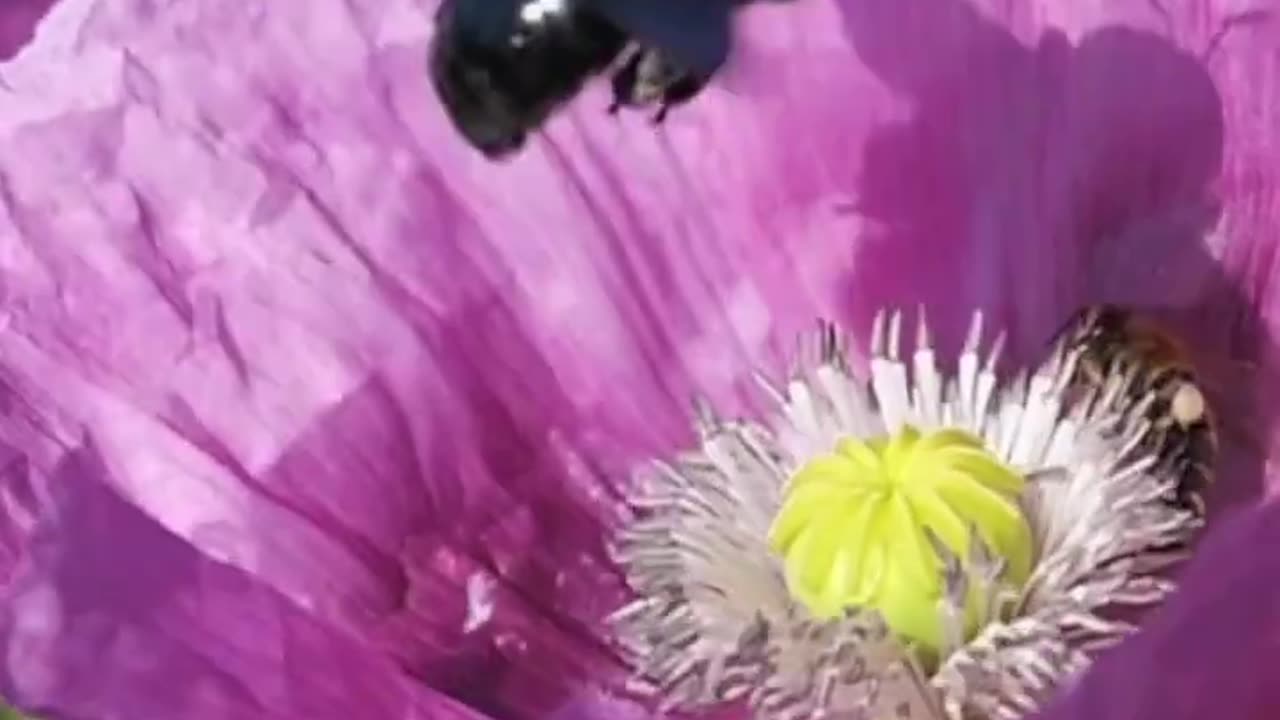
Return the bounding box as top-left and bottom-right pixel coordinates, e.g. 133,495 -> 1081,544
768,426 -> 1033,653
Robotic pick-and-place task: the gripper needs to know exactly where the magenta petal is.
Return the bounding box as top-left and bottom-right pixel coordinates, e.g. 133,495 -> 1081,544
1,2 -> 840,710
822,0 -> 1280,515
830,0 -> 1260,346
1,0 -> 1278,718
1035,499 -> 1280,720
0,441 -> 491,720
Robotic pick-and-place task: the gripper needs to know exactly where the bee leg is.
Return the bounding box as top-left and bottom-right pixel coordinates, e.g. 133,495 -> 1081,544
651,103 -> 671,125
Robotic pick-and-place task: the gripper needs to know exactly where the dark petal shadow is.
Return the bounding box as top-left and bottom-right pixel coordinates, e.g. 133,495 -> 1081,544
836,0 -> 1269,511
0,441 -> 476,719
1032,499 -> 1280,720
0,0 -> 58,62
372,307 -> 636,720
263,266 -> 638,716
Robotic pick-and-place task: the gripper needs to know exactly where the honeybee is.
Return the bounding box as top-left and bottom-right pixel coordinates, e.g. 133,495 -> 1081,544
607,46 -> 710,124
1055,304 -> 1217,517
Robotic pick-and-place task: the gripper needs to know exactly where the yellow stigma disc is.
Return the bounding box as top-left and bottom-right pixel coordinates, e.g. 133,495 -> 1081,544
768,426 -> 1033,654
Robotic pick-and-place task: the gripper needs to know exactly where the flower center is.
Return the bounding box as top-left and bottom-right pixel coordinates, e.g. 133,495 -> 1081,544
768,426 -> 1033,655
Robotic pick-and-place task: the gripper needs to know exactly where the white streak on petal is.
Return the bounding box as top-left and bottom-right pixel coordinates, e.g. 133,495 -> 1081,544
463,573 -> 495,633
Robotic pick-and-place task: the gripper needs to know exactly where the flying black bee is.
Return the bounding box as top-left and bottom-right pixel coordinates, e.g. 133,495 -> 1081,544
428,0 -> 628,158
607,46 -> 710,124
428,0 -> 739,158
590,0 -> 737,123
1055,304 -> 1217,517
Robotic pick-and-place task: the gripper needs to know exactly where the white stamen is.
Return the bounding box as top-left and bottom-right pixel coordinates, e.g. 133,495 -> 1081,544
913,307 -> 944,428
872,310 -> 912,431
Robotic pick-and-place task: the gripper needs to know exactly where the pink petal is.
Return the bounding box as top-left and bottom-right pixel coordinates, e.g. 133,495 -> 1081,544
0,440 -> 490,720
0,0 -> 1277,717
1035,498 -> 1280,720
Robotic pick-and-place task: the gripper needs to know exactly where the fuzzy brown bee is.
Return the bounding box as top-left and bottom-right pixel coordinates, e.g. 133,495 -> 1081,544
1055,304 -> 1217,517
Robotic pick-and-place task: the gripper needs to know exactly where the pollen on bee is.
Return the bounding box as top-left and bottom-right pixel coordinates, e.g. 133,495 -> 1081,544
1170,382 -> 1206,427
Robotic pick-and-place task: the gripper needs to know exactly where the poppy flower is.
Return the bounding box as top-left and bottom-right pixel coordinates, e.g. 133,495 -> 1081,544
0,0 -> 1277,719
612,308 -> 1207,718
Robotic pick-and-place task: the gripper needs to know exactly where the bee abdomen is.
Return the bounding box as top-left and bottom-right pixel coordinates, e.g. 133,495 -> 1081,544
1057,305 -> 1218,518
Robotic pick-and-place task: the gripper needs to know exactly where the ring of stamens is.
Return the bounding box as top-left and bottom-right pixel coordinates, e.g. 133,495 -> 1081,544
610,310 -> 1204,720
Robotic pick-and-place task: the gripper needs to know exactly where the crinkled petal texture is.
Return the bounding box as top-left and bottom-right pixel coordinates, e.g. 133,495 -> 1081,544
0,0 -> 1277,718
1,441 -> 487,720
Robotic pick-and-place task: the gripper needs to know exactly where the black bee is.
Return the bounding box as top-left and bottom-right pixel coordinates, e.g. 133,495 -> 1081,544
428,0 -> 628,159
607,46 -> 710,124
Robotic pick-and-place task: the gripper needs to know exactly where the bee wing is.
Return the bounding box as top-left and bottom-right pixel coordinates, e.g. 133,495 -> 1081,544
1088,203 -> 1222,307
582,0 -> 735,76
441,0 -> 523,45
